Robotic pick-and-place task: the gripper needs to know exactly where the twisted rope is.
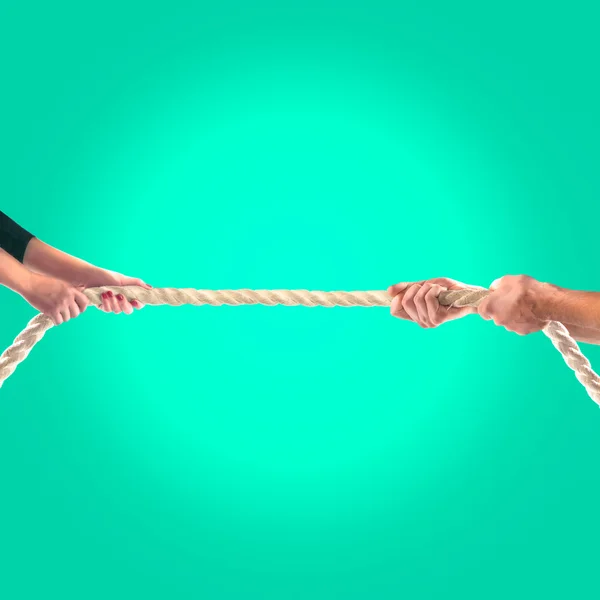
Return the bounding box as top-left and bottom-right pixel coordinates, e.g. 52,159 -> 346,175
1,284 -> 599,406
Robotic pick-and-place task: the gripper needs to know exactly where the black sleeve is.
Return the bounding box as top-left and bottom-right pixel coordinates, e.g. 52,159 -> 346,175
0,211 -> 35,263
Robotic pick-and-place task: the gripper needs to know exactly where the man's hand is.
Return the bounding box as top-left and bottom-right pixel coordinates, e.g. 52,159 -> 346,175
477,274 -> 550,335
389,274 -> 555,336
22,272 -> 89,325
388,277 -> 480,328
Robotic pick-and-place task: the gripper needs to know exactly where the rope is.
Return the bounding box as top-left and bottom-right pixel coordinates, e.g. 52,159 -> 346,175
1,284 -> 599,406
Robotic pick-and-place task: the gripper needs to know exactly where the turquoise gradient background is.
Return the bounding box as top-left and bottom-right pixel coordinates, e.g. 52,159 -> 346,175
1,2 -> 600,598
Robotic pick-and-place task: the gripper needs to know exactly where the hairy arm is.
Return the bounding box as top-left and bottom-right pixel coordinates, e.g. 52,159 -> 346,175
390,276 -> 600,346
537,284 -> 600,345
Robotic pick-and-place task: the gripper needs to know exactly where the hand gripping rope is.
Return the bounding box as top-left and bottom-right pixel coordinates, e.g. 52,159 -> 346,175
1,284 -> 599,405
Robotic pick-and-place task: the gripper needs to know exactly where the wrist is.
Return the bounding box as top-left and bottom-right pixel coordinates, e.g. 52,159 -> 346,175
23,238 -> 100,286
14,269 -> 40,299
78,266 -> 118,287
530,281 -> 566,321
73,264 -> 106,286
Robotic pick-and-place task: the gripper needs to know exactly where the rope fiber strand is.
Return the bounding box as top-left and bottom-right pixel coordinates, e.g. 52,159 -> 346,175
1,284 -> 599,406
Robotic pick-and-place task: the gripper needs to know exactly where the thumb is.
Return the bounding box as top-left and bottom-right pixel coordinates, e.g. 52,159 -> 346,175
490,277 -> 504,290
387,282 -> 410,297
126,277 -> 152,289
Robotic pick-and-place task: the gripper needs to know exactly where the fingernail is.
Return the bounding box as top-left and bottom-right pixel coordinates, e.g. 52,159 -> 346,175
107,291 -> 113,298
116,294 -> 124,301
131,300 -> 139,307
101,292 -> 107,299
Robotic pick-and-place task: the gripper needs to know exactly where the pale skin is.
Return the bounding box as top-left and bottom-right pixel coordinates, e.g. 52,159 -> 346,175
4,239 -> 599,343
0,238 -> 150,325
388,275 -> 600,345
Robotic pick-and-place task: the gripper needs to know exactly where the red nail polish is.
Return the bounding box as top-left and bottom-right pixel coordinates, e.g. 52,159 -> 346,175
107,291 -> 113,298
101,292 -> 107,299
131,300 -> 138,307
116,294 -> 124,301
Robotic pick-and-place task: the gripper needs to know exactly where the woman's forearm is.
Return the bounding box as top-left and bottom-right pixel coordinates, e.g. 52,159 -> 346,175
0,215 -> 145,320
0,248 -> 34,296
23,238 -> 102,286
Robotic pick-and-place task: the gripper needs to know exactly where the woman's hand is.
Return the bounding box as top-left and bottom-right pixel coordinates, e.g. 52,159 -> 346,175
22,272 -> 89,325
388,277 -> 480,328
84,269 -> 152,315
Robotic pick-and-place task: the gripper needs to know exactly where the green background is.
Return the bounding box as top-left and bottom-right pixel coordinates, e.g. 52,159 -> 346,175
1,2 -> 599,598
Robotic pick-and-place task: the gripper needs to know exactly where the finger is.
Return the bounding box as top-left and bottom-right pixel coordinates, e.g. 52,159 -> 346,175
69,300 -> 81,319
125,277 -> 152,289
116,293 -> 134,315
387,282 -> 409,297
426,277 -> 463,288
425,285 -> 446,326
448,306 -> 477,322
74,290 -> 89,314
52,311 -> 64,325
60,307 -> 71,323
106,291 -> 122,314
401,283 -> 421,324
131,299 -> 145,310
512,325 -> 530,336
414,283 -> 434,327
100,292 -> 110,311
477,298 -> 492,320
390,294 -> 410,320
490,277 -> 504,290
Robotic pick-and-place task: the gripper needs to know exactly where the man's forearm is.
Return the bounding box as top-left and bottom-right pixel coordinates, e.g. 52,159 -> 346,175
535,283 -> 600,344
23,238 -> 102,286
558,324 -> 600,345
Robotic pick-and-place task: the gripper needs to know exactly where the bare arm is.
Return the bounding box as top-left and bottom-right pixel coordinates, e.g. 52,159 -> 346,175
389,276 -> 600,346
559,324 -> 600,345
537,285 -> 600,345
0,247 -> 35,297
0,246 -> 88,324
23,238 -> 104,286
22,237 -> 151,314
0,211 -> 150,322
